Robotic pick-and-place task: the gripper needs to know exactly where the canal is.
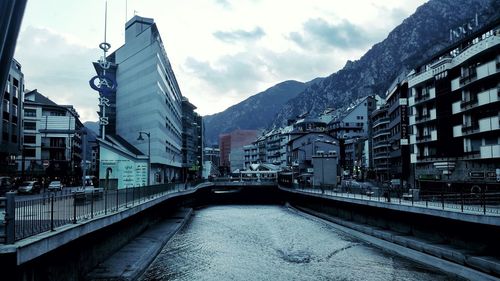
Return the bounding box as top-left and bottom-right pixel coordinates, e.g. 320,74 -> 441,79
139,205 -> 457,281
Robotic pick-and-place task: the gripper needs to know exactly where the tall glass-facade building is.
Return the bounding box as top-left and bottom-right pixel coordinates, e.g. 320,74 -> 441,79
109,16 -> 184,182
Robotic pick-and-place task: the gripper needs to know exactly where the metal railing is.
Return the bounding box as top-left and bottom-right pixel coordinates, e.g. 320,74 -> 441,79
1,181 -> 205,243
282,183 -> 500,216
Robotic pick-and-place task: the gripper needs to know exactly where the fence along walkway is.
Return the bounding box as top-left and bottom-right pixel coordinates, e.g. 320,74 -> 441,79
285,185 -> 500,217
1,182 -> 203,244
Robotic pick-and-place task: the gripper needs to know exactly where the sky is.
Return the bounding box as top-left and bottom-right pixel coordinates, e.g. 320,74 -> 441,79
14,0 -> 427,122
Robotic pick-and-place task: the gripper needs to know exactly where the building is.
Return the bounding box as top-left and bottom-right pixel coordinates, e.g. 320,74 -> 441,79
328,96 -> 376,140
243,143 -> 258,168
385,76 -> 411,186
181,97 -> 203,180
408,20 -> 500,192
203,146 -> 220,178
100,16 -> 185,183
370,105 -> 390,181
219,129 -> 259,174
1,59 -> 24,175
0,0 -> 27,98
20,90 -> 83,180
328,96 -> 377,175
288,132 -> 338,182
312,151 -> 338,187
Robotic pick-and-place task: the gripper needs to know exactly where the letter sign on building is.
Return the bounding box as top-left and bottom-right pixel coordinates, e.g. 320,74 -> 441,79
89,75 -> 117,94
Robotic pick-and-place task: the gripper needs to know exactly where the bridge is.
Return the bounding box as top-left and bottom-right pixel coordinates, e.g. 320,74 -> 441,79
1,180 -> 500,281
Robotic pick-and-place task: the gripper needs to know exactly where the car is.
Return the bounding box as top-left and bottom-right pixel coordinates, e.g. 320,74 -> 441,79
0,177 -> 13,196
17,181 -> 42,194
48,180 -> 63,192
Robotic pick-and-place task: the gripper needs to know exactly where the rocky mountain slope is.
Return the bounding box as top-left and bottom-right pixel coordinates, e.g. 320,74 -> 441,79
271,0 -> 499,126
203,80 -> 319,145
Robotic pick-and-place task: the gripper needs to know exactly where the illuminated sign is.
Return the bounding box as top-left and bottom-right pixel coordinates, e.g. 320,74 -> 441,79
449,14 -> 479,42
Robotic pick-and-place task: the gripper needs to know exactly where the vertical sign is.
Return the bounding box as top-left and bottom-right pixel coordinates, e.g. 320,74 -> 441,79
89,1 -> 116,140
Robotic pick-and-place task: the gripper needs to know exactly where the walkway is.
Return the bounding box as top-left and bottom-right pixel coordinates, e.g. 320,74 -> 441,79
285,184 -> 500,217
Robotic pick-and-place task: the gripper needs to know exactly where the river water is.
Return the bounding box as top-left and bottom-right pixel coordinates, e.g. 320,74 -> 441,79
140,206 -> 456,281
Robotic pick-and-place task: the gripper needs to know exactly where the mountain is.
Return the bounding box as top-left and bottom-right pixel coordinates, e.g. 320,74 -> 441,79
83,121 -> 99,135
272,0 -> 499,126
203,80 -> 319,145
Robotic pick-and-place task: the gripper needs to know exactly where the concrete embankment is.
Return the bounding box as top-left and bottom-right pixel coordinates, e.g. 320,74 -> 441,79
291,205 -> 500,281
86,208 -> 192,281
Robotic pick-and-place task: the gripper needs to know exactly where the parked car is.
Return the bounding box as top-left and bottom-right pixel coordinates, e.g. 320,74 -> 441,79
48,180 -> 63,192
0,177 -> 13,196
18,181 -> 42,194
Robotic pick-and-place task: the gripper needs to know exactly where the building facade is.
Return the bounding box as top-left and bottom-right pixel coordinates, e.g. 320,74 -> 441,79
371,105 -> 390,181
409,21 -> 500,192
219,129 -> 259,174
181,97 -> 203,180
109,16 -> 184,183
386,77 -> 411,186
20,90 -> 83,179
328,96 -> 377,176
0,0 -> 27,99
1,59 -> 23,175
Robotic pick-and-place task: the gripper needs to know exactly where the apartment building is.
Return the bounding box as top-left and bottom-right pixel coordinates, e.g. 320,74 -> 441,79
21,90 -> 83,177
371,105 -> 390,181
408,20 -> 500,191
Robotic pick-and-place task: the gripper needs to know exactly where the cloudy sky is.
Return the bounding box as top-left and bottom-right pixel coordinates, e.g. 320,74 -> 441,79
14,0 -> 427,122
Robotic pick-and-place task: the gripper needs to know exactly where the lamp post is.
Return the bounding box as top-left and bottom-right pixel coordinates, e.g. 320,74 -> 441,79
137,131 -> 151,186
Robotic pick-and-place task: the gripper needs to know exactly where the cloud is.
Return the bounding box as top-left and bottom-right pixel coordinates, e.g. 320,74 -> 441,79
288,18 -> 374,51
14,26 -> 100,121
184,53 -> 264,96
215,0 -> 231,8
213,27 -> 265,44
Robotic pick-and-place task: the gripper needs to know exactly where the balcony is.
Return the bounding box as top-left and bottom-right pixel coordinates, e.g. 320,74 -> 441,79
460,98 -> 478,109
480,144 -> 500,159
459,72 -> 477,87
372,130 -> 389,140
415,114 -> 433,124
461,122 -> 479,135
372,117 -> 389,128
373,152 -> 389,160
416,130 -> 437,143
415,92 -> 430,102
373,142 -> 389,150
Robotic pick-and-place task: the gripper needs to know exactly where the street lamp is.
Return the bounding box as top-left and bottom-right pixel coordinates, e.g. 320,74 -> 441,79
137,131 -> 151,186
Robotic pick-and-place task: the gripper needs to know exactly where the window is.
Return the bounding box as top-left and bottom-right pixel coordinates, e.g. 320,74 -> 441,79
3,100 -> 9,113
24,122 -> 36,130
50,110 -> 65,116
24,135 -> 36,144
24,109 -> 36,117
24,148 -> 36,157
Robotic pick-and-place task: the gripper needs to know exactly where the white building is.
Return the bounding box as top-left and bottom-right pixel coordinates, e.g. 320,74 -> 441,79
20,90 -> 83,178
112,16 -> 183,183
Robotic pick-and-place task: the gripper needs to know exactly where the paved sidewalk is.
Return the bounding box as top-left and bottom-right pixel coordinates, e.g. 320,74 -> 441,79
291,186 -> 500,217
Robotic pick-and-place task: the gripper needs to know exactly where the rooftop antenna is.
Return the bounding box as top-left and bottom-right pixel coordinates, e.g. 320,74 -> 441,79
104,0 -> 107,46
125,0 -> 128,23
